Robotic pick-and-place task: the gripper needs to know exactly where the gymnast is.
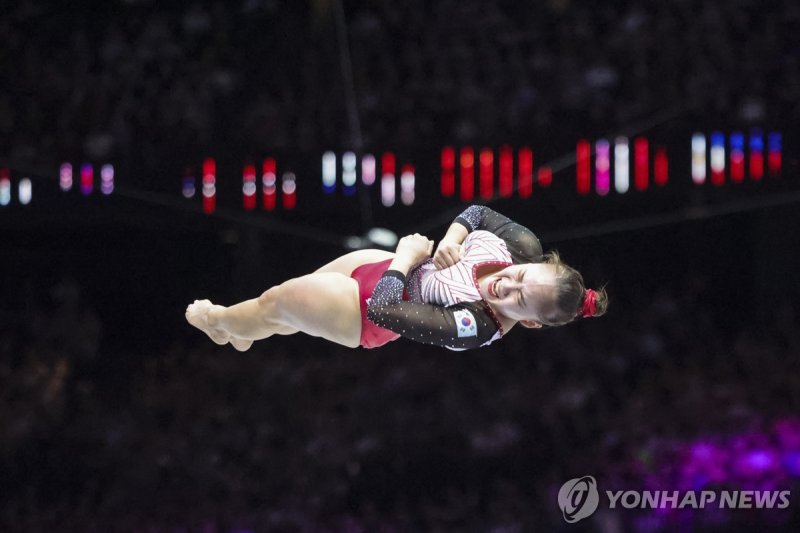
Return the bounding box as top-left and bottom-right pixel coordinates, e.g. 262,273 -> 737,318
186,205 -> 607,351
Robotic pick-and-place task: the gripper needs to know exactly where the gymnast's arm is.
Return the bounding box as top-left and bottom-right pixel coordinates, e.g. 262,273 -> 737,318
368,233 -> 497,349
433,205 -> 544,268
366,270 -> 498,350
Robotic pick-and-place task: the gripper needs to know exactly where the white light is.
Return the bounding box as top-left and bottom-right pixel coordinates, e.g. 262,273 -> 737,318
366,227 -> 398,248
60,163 -> 73,191
710,142 -> 725,174
614,137 -> 629,194
400,167 -> 415,205
242,166 -> 257,198
282,172 -> 297,194
691,133 -> 706,184
342,151 -> 357,188
19,178 -> 32,205
361,154 -> 376,185
0,178 -> 10,206
345,236 -> 365,250
263,171 -> 276,189
182,183 -> 195,198
322,151 -> 336,192
101,164 -> 114,195
381,174 -> 395,207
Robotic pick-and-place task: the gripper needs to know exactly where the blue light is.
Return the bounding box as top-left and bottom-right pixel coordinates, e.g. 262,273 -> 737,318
730,132 -> 744,152
750,128 -> 764,152
768,132 -> 782,152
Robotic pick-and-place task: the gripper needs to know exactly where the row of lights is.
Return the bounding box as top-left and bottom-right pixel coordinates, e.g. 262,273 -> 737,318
691,130 -> 782,185
440,146 -> 553,201
322,151 -> 416,207
187,130 -> 783,214
316,141 -> 670,201
576,137 -> 669,195
1,131 -> 786,212
0,163 -> 117,207
60,163 -> 115,195
575,130 -> 782,196
0,163 -> 114,206
182,158 -> 297,214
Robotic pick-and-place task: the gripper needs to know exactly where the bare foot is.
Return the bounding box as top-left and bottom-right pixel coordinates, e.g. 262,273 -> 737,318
185,299 -> 231,345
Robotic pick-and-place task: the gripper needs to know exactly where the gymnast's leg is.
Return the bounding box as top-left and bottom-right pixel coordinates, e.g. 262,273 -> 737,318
187,272 -> 364,349
186,249 -> 394,351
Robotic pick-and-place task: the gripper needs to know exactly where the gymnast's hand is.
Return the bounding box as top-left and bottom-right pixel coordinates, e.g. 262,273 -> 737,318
394,233 -> 435,268
432,238 -> 463,270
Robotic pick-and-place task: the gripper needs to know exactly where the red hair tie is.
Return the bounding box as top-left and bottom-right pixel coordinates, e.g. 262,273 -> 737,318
579,289 -> 597,318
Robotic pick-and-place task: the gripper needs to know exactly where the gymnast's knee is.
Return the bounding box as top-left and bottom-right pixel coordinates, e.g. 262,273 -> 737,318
257,285 -> 285,321
257,279 -> 309,321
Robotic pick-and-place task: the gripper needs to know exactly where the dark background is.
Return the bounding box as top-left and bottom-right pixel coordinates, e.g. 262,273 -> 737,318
2,0 -> 800,531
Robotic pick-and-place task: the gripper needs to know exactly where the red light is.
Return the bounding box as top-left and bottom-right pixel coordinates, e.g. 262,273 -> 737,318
282,173 -> 296,210
768,133 -> 782,177
80,163 -> 94,196
460,149 -> 474,167
479,148 -> 494,199
202,157 -> 216,177
731,153 -> 745,184
202,157 -> 216,214
262,158 -> 277,211
499,145 -> 513,198
382,152 -> 396,177
441,146 -> 455,197
576,140 -> 591,195
243,164 -> 256,211
750,153 -> 764,181
518,147 -> 533,198
654,146 -> 669,186
203,194 -> 215,214
769,152 -> 782,177
634,137 -> 649,191
460,147 -> 475,202
538,166 -> 552,187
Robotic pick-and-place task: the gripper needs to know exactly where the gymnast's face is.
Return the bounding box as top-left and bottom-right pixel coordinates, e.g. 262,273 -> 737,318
478,263 -> 560,326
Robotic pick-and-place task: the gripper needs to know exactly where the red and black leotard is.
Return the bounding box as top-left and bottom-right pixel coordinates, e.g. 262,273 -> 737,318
366,205 -> 543,350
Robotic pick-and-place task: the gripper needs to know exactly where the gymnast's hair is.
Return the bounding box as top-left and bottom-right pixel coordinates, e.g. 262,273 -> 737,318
538,250 -> 608,326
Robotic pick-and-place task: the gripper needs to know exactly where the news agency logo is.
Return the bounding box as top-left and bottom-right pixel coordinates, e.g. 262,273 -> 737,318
557,475 -> 791,524
558,476 -> 600,523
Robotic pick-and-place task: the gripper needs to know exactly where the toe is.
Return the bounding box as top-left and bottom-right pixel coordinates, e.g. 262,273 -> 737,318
230,337 -> 253,352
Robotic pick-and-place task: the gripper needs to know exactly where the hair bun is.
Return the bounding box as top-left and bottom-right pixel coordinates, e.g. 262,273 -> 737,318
578,289 -> 597,318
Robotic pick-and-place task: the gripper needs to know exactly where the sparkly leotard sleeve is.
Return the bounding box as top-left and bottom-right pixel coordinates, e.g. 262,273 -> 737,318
453,205 -> 543,264
366,205 -> 543,350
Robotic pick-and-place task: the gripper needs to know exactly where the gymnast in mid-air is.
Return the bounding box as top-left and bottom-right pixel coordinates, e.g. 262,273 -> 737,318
186,205 -> 607,351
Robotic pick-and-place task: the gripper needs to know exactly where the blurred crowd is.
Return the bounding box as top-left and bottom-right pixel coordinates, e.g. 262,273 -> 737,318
2,0 -> 798,175
2,267 -> 799,531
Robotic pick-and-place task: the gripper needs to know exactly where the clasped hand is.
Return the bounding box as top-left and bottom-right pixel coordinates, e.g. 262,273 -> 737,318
394,234 -> 435,267
395,233 -> 465,271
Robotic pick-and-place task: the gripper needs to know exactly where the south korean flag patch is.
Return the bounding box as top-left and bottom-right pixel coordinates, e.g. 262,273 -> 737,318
453,309 -> 478,338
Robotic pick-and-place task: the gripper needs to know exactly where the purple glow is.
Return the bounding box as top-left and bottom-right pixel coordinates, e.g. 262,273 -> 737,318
774,418 -> 800,449
604,416 -> 800,528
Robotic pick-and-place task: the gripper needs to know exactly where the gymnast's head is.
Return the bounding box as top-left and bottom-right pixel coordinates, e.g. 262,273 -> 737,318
478,251 -> 608,328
